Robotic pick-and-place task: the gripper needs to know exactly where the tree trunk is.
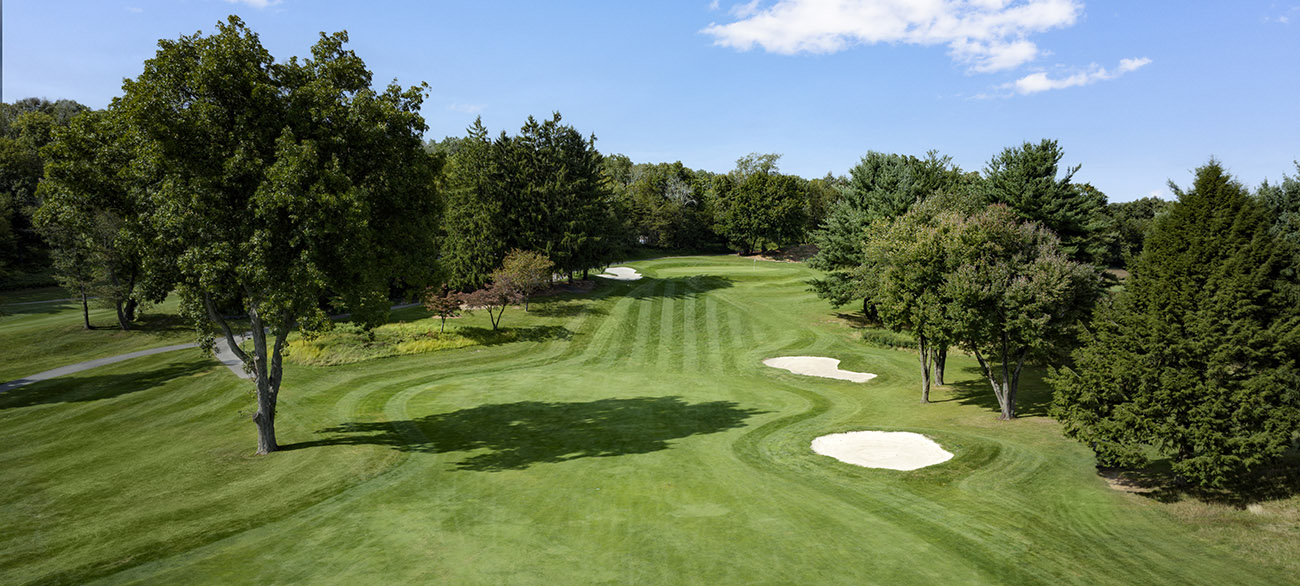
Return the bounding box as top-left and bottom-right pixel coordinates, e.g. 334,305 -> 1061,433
80,287 -> 91,330
253,379 -> 278,454
933,345 -> 947,386
114,300 -> 132,331
918,334 -> 931,403
582,268 -> 589,280
123,298 -> 138,323
439,316 -> 446,333
205,294 -> 284,455
973,348 -> 1016,420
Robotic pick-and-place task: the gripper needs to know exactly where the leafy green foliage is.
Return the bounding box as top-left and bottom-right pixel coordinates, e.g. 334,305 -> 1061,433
1102,196 -> 1173,267
498,249 -> 554,310
944,205 -> 1100,419
0,99 -> 90,281
35,110 -> 170,330
980,139 -> 1113,265
619,161 -> 717,249
1050,162 -> 1300,487
808,151 -> 967,310
442,114 -> 615,287
116,16 -> 442,453
713,154 -> 807,253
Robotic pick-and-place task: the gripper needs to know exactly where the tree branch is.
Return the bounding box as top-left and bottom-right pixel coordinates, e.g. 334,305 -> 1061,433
205,292 -> 252,367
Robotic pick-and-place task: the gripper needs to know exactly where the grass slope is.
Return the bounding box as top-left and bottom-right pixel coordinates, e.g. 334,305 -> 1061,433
0,296 -> 191,382
1,256 -> 1295,584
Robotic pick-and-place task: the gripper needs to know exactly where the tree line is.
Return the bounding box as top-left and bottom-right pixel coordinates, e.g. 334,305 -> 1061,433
809,141 -> 1300,489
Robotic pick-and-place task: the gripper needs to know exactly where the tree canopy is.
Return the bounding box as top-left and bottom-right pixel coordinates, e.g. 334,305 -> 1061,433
113,16 -> 443,453
981,139 -> 1112,265
441,114 -> 615,288
713,153 -> 807,254
1049,162 -> 1300,487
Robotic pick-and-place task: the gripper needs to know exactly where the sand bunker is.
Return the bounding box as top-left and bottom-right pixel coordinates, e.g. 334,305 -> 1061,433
763,356 -> 876,383
595,267 -> 643,281
812,431 -> 953,471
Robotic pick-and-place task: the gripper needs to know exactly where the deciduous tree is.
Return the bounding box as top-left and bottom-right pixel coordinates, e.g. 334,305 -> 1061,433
981,139 -> 1113,265
944,205 -> 1099,419
423,288 -> 463,333
498,249 -> 553,311
118,17 -> 442,454
714,154 -> 807,254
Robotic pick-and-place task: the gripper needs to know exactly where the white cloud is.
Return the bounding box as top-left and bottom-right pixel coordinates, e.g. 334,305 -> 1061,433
709,0 -> 721,10
447,103 -> 485,114
702,0 -> 1081,72
1265,5 -> 1299,23
225,0 -> 282,8
1008,56 -> 1150,94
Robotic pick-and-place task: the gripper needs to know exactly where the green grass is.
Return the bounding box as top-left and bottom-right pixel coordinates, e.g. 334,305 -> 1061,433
285,309 -> 575,366
1,256 -> 1295,584
0,295 -> 192,382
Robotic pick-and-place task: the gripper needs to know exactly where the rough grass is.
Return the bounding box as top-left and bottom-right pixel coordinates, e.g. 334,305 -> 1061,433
0,295 -> 191,382
1,256 -> 1296,585
286,315 -> 573,366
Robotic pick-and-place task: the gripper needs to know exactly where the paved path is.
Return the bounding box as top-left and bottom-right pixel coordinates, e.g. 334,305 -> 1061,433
0,302 -> 427,393
0,343 -> 199,393
0,335 -> 256,393
0,297 -> 83,307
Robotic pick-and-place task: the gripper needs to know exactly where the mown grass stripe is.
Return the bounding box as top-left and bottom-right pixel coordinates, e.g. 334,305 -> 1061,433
580,294 -> 640,366
629,282 -> 663,367
703,294 -> 725,375
656,281 -> 678,372
681,293 -> 698,374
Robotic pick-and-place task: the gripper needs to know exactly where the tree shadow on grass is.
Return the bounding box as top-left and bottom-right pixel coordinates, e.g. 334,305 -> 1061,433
1100,449 -> 1300,506
617,275 -> 734,301
454,325 -> 573,345
0,356 -> 213,410
525,301 -> 606,319
939,366 -> 1054,418
285,396 -> 764,471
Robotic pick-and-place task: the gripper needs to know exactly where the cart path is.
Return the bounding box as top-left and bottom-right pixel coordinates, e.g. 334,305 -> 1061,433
0,302 -> 426,393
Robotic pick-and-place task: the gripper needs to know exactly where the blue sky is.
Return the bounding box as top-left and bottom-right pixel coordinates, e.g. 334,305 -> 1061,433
4,1 -> 1298,201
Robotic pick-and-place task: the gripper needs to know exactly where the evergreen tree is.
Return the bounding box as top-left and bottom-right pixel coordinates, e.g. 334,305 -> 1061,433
1103,196 -> 1173,267
1049,162 -> 1300,487
442,118 -> 505,290
443,114 -> 613,285
981,139 -> 1113,265
808,151 -> 966,312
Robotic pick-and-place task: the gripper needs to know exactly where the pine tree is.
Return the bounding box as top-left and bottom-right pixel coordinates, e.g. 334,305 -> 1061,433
981,139 -> 1112,265
1049,162 -> 1300,487
442,118 -> 505,290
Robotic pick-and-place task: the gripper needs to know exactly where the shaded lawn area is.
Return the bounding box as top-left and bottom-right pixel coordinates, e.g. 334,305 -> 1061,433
0,298 -> 193,382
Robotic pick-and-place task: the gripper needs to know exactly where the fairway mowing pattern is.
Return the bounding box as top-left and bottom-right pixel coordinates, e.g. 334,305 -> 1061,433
1,256 -> 1294,585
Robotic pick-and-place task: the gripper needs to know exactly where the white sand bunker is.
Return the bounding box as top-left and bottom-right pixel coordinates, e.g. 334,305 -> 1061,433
595,267 -> 643,281
763,356 -> 876,383
812,431 -> 953,471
